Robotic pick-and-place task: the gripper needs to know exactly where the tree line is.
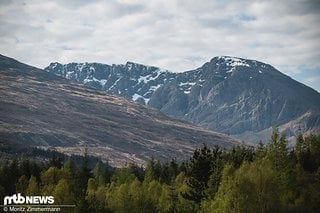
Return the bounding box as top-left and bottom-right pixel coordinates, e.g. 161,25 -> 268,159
0,129 -> 319,212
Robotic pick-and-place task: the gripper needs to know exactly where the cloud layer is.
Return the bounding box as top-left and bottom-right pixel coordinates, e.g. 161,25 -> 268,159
1,0 -> 319,91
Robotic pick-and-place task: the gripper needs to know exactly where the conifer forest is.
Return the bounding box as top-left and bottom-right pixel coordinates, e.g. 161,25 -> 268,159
1,129 -> 320,212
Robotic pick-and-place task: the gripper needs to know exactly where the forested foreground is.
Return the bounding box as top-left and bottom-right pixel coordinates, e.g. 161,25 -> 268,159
1,129 -> 320,213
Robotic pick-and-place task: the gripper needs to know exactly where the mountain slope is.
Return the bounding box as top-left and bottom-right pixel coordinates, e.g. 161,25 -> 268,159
0,54 -> 240,166
45,56 -> 320,142
150,56 -> 320,142
46,61 -> 176,105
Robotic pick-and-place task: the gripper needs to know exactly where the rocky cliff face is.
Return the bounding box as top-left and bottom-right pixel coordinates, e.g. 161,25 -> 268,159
46,61 -> 176,105
1,54 -> 241,166
45,56 -> 320,142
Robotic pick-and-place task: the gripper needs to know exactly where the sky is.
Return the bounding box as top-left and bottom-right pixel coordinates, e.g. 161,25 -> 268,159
1,0 -> 320,91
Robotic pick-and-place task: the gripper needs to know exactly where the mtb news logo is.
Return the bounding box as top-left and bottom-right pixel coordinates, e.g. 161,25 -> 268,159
3,193 -> 54,206
1,193 -> 63,212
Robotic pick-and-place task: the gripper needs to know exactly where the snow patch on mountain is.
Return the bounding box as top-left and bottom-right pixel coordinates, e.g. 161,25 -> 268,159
137,69 -> 164,84
132,93 -> 150,104
218,56 -> 251,67
45,56 -> 276,108
149,84 -> 162,91
45,56 -> 320,144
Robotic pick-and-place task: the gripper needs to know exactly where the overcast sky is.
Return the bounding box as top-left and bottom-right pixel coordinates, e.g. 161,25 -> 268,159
1,0 -> 319,91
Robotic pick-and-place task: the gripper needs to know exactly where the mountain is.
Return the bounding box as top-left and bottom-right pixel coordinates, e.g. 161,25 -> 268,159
45,56 -> 320,142
46,61 -> 176,105
0,54 -> 240,166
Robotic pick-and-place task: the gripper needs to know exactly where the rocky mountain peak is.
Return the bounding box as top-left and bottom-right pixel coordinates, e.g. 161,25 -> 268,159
45,56 -> 320,143
1,54 -> 240,166
211,56 -> 251,67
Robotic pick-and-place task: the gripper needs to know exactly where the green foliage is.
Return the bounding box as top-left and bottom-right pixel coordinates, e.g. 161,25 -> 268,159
16,175 -> 28,194
86,178 -> 109,212
111,167 -> 138,185
226,144 -> 255,168
266,128 -> 290,171
293,164 -> 320,212
26,176 -> 39,195
296,134 -> 320,172
144,159 -> 161,183
205,147 -> 224,199
2,159 -> 19,194
48,151 -> 63,169
107,178 -> 151,213
93,161 -> 111,185
53,179 -> 75,204
201,160 -> 280,212
1,130 -> 320,212
41,166 -> 62,195
266,128 -> 296,206
183,144 -> 214,203
145,159 -> 179,185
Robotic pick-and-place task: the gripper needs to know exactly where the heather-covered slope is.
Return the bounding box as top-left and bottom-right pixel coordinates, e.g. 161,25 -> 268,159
0,54 -> 240,166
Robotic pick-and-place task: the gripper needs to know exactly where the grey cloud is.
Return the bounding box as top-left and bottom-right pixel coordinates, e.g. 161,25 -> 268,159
95,0 -> 145,18
284,0 -> 320,15
197,16 -> 241,29
51,0 -> 97,9
0,0 -> 319,91
0,0 -> 12,6
236,13 -> 256,21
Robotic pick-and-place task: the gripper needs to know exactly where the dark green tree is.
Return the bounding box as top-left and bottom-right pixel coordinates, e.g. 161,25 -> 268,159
19,159 -> 31,178
16,175 -> 28,194
182,144 -> 213,203
296,134 -> 320,172
205,146 -> 224,199
48,150 -> 62,169
266,129 -> 296,207
144,159 -> 161,183
227,144 -> 255,168
74,149 -> 91,213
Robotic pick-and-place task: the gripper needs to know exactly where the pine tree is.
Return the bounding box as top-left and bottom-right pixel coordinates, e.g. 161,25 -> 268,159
49,150 -> 62,169
144,159 -> 159,183
266,128 -> 295,205
75,149 -> 91,213
183,144 -> 213,203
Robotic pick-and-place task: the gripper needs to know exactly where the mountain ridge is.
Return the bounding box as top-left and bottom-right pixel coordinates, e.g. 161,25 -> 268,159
0,54 -> 240,166
45,56 -> 320,142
